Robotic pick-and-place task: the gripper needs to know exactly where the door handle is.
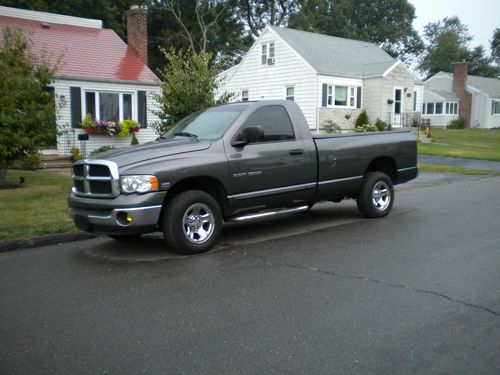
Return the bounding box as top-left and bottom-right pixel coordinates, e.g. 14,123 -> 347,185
289,149 -> 304,155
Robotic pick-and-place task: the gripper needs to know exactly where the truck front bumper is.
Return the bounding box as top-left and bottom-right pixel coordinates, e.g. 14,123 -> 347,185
68,192 -> 167,235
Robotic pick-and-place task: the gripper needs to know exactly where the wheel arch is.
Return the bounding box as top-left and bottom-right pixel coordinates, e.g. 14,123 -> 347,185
161,176 -> 230,220
364,157 -> 397,183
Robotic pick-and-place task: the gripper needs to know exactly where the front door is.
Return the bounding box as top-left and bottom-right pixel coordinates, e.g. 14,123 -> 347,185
393,87 -> 403,127
226,105 -> 316,212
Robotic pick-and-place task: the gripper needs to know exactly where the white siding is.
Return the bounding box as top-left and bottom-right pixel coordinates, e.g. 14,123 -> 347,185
218,29 -> 318,129
53,79 -> 160,156
415,84 -> 424,113
421,114 -> 458,127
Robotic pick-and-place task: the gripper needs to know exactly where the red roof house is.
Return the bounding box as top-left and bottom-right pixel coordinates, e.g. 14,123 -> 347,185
0,5 -> 161,156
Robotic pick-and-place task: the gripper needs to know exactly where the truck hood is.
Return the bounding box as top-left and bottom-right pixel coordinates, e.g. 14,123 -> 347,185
88,138 -> 212,168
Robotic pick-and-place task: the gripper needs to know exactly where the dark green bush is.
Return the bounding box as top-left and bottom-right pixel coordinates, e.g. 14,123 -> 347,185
447,117 -> 465,129
355,110 -> 369,127
374,118 -> 389,131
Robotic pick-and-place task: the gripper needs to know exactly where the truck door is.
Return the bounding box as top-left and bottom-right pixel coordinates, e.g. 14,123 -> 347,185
226,105 -> 316,211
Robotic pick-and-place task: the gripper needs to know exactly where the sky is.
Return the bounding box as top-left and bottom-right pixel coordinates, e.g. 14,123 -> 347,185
409,0 -> 500,52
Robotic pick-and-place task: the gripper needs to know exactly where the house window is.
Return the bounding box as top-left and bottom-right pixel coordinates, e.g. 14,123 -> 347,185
445,102 -> 459,115
422,103 -> 426,115
261,41 -> 275,65
327,85 -> 357,108
335,86 -> 348,106
492,100 -> 500,115
413,91 -> 417,111
435,102 -> 443,114
84,91 -> 134,122
241,90 -> 249,102
286,86 -> 294,101
426,102 -> 434,115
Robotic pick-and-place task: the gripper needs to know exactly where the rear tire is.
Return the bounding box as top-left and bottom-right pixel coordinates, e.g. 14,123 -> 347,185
162,190 -> 222,255
356,172 -> 394,218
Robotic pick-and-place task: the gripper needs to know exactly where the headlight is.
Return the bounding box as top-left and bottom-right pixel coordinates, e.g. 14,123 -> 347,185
120,175 -> 159,194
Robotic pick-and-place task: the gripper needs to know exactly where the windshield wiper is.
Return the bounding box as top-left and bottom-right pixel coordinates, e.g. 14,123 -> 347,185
173,132 -> 199,141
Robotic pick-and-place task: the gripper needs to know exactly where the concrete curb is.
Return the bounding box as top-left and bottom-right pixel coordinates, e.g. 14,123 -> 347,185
0,232 -> 97,253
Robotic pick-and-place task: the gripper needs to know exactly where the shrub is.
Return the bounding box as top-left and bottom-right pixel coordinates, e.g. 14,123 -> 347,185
447,117 -> 465,129
355,110 -> 369,127
21,152 -> 41,169
70,147 -> 81,162
322,120 -> 342,134
374,118 -> 389,131
90,146 -> 116,156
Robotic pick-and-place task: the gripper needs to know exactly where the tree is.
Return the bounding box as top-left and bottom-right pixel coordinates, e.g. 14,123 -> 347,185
148,0 -> 252,71
0,28 -> 57,185
419,30 -> 468,77
287,0 -> 424,63
419,16 -> 499,78
466,45 -> 500,77
234,0 -> 299,37
153,48 -> 233,134
491,28 -> 500,65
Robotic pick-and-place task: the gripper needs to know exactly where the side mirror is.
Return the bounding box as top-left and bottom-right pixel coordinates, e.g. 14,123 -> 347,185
231,126 -> 264,147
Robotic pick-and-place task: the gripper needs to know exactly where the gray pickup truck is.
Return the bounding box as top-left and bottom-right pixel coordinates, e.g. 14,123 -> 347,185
69,100 -> 418,254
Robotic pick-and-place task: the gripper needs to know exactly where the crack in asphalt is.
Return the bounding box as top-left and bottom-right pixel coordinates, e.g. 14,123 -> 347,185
232,250 -> 500,318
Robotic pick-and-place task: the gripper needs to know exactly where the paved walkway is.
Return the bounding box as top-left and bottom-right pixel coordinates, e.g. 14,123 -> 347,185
419,155 -> 500,171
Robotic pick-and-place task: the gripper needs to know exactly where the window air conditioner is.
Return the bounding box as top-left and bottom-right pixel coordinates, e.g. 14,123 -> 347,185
267,57 -> 275,65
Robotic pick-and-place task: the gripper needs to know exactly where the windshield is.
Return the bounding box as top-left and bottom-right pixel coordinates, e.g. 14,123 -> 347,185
163,105 -> 246,140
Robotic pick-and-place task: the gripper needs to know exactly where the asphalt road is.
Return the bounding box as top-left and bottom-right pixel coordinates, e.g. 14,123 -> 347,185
1,174 -> 499,374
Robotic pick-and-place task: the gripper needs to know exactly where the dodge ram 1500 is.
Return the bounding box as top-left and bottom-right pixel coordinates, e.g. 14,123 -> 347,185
68,100 -> 418,254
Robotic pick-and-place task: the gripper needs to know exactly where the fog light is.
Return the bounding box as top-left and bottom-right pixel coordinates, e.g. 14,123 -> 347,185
116,211 -> 132,226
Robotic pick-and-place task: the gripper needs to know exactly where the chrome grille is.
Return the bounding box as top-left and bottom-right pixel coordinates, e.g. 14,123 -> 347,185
72,160 -> 120,198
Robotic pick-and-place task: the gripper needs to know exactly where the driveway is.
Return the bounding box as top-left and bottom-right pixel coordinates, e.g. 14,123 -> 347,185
1,174 -> 499,374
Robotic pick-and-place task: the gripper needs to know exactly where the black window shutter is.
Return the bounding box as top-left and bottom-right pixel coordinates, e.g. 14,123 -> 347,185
137,91 -> 147,128
70,86 -> 81,128
356,87 -> 362,109
322,84 -> 328,107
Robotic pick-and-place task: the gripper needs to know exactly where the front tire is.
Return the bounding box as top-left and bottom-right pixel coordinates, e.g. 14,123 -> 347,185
356,172 -> 394,218
162,190 -> 222,255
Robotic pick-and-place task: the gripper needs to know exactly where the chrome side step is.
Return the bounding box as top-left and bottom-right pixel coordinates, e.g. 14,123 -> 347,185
229,205 -> 310,223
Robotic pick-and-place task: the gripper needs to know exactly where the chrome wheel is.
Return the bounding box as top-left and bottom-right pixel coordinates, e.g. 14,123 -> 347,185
372,181 -> 391,212
182,203 -> 215,244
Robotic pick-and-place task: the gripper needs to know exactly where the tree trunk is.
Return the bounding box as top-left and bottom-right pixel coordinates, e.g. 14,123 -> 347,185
0,160 -> 8,186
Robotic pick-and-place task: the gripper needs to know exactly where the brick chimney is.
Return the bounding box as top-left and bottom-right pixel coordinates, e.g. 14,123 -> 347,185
452,62 -> 471,127
126,5 -> 148,65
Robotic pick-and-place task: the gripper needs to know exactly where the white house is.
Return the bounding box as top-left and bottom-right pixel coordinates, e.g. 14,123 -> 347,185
218,26 -> 423,131
423,63 -> 500,128
0,6 -> 161,156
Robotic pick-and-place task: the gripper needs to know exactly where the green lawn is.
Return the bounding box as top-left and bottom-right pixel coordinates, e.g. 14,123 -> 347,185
0,170 -> 75,242
419,164 -> 499,176
418,128 -> 500,161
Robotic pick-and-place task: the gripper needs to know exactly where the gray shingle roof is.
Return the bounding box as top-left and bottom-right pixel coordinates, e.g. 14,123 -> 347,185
424,89 -> 460,102
434,72 -> 500,97
270,26 -> 396,78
